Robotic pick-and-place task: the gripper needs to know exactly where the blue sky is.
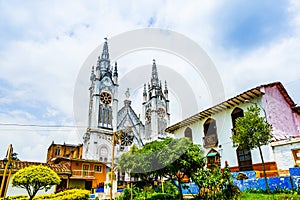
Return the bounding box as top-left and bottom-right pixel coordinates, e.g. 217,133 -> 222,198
0,0 -> 299,161
215,0 -> 291,51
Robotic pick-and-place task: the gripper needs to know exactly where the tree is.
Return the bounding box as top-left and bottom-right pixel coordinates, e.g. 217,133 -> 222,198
12,165 -> 61,200
191,161 -> 241,200
232,104 -> 273,193
118,137 -> 205,200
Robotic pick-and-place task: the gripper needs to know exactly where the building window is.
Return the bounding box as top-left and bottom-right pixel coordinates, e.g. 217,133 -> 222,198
203,118 -> 218,148
292,149 -> 300,165
203,118 -> 217,136
55,148 -> 60,156
236,146 -> 253,171
83,164 -> 90,177
94,165 -> 102,172
231,107 -> 244,133
184,127 -> 193,140
231,108 -> 253,171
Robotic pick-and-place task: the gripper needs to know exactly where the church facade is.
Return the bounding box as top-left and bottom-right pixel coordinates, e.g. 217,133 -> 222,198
82,39 -> 170,162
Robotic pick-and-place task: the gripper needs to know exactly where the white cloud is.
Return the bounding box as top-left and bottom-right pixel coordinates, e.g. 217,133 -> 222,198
0,0 -> 300,161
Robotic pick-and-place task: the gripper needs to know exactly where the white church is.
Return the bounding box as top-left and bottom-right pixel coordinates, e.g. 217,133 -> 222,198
82,38 -> 170,164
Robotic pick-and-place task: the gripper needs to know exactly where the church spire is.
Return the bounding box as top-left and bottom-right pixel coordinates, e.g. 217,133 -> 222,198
151,59 -> 159,87
164,80 -> 168,99
101,37 -> 109,60
113,62 -> 118,77
90,66 -> 95,81
96,38 -> 112,79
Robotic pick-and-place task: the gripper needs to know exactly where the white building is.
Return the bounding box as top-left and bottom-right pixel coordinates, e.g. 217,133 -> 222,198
166,82 -> 300,176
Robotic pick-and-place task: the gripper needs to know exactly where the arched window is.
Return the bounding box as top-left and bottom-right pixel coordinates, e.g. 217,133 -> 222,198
203,118 -> 217,136
231,107 -> 244,130
203,118 -> 218,148
184,127 -> 193,140
99,146 -> 108,162
100,147 -> 108,156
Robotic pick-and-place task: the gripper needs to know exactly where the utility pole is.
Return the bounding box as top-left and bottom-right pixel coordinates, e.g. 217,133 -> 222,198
0,144 -> 13,198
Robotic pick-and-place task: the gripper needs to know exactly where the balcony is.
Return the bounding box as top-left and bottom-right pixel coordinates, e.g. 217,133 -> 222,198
71,170 -> 95,179
203,134 -> 218,148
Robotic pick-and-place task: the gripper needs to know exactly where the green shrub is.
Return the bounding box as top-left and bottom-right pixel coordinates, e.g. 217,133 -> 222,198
148,193 -> 176,200
5,189 -> 90,200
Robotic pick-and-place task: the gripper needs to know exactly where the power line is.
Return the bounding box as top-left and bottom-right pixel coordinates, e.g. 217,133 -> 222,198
0,129 -> 78,132
0,123 -> 86,128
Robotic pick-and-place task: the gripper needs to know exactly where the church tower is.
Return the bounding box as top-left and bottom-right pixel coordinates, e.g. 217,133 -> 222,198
83,38 -> 119,162
142,59 -> 170,142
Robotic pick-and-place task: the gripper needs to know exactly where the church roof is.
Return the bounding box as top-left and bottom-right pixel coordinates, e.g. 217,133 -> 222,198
117,100 -> 144,129
117,100 -> 144,146
166,82 -> 297,133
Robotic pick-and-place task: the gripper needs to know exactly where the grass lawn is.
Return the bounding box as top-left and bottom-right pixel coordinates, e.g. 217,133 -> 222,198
240,192 -> 300,200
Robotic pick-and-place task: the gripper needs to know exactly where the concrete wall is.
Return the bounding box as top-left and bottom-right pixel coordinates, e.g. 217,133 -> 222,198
272,139 -> 300,170
263,86 -> 298,138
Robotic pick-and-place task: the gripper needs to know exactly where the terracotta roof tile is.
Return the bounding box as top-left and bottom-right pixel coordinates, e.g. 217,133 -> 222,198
0,160 -> 71,175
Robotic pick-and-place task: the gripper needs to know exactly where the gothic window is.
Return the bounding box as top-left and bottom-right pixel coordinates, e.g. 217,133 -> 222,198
99,105 -> 103,124
98,105 -> 112,128
145,109 -> 151,121
184,127 -> 193,140
108,107 -> 112,125
203,118 -> 217,136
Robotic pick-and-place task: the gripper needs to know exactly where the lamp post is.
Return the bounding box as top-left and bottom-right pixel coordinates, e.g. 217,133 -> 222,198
0,144 -> 13,198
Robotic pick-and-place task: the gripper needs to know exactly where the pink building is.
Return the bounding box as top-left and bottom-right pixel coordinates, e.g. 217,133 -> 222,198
166,82 -> 300,176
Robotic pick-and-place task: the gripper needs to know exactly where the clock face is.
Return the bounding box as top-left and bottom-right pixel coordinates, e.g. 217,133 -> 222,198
100,91 -> 112,105
145,109 -> 151,121
157,107 -> 166,118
